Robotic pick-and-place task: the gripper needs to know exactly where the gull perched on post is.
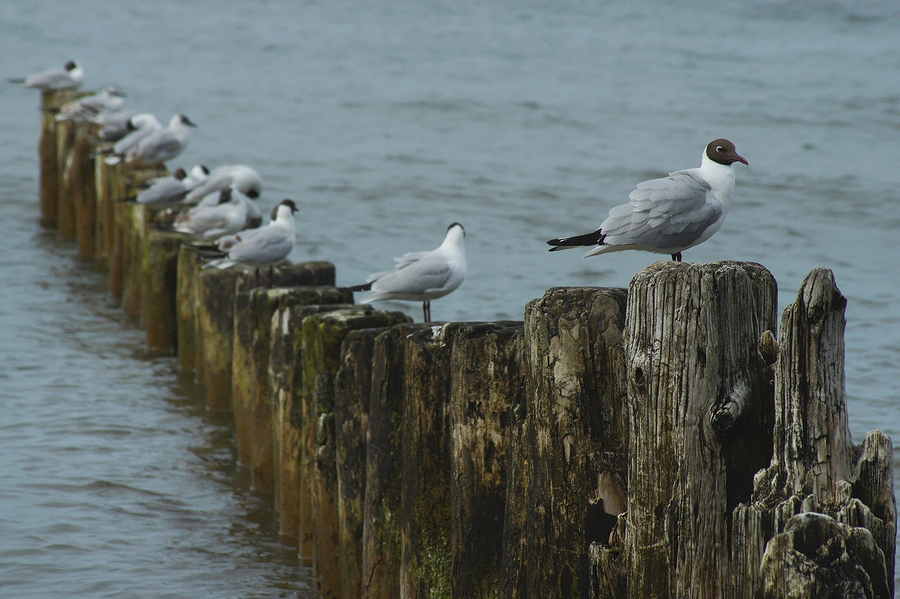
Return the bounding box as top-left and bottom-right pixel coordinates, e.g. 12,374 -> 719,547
547,139 -> 748,262
8,60 -> 83,90
350,223 -> 467,323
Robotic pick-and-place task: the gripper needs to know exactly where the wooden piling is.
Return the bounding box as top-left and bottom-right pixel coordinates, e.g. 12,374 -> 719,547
142,230 -> 187,353
362,323 -> 431,599
231,285 -> 353,491
502,287 -> 629,599
624,261 -> 777,599
196,262 -> 337,411
447,322 -> 525,599
28,97 -> 896,599
299,308 -> 413,598
731,268 -> 896,599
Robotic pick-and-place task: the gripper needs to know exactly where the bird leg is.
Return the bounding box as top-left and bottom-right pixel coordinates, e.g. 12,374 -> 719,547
423,300 -> 431,323
254,268 -> 260,288
268,265 -> 274,288
671,252 -> 683,262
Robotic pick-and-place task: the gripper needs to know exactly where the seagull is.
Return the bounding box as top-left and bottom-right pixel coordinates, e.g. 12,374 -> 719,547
194,199 -> 298,287
350,223 -> 466,323
126,113 -> 196,165
55,85 -> 126,122
121,164 -> 209,207
171,187 -> 249,239
547,139 -> 748,262
8,60 -> 83,90
93,109 -> 137,142
103,113 -> 161,164
184,164 -> 262,203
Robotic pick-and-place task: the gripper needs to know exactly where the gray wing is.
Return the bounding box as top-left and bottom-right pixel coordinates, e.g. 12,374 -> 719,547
371,253 -> 453,295
227,229 -> 293,264
113,127 -> 154,155
601,170 -> 719,248
27,68 -> 73,89
133,130 -> 182,162
136,177 -> 189,206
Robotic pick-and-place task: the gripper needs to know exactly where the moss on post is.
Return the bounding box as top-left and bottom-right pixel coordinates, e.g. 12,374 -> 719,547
446,322 -> 525,599
362,323 -> 431,599
299,308 -> 412,598
142,230 -> 186,353
231,286 -> 352,492
176,244 -> 202,374
401,325 -> 455,599
502,287 -> 629,599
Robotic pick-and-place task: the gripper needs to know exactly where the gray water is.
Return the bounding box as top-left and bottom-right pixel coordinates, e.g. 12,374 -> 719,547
2,0 -> 899,596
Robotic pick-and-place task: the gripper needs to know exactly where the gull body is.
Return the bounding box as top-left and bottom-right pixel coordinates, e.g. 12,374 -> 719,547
104,113 -> 161,164
172,187 -> 248,239
186,164 -> 262,203
547,139 -> 748,262
9,60 -> 83,90
127,113 -> 196,164
126,164 -> 209,207
200,199 -> 298,272
350,223 -> 467,322
56,86 -> 126,122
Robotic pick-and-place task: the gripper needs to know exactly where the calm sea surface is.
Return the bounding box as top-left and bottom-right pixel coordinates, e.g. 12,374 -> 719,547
1,0 -> 899,596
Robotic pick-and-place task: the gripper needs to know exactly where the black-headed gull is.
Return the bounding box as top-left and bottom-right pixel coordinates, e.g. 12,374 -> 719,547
127,113 -> 196,164
171,187 -> 249,239
8,60 -> 83,90
350,223 -> 467,322
547,139 -> 748,262
195,199 -> 298,287
122,164 -> 209,207
55,86 -> 126,122
185,164 -> 262,203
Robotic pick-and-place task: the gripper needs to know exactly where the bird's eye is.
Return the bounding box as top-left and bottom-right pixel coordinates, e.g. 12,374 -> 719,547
716,146 -> 725,153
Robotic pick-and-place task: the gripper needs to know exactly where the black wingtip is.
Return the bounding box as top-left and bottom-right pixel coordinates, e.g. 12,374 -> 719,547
546,230 -> 605,251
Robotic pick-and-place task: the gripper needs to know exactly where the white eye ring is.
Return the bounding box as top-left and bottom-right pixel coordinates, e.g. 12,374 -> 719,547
716,146 -> 725,153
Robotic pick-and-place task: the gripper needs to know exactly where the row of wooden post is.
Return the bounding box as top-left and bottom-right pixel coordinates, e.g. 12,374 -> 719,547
37,87 -> 895,598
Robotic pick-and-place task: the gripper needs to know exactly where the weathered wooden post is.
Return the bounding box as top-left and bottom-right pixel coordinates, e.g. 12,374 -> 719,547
362,323 -> 431,599
624,261 -> 778,599
447,322 -> 525,599
400,325 -> 455,599
55,115 -> 85,239
333,328 -> 393,599
501,287 -> 629,599
141,230 -> 186,353
731,268 -> 896,599
231,285 -> 352,491
271,302 -> 358,541
196,262 -> 336,411
176,244 -> 203,374
38,89 -> 83,227
69,122 -> 97,257
300,308 -> 412,598
94,158 -> 117,265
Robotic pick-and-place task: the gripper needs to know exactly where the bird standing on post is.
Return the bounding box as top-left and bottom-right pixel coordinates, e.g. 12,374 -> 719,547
350,222 -> 467,323
547,139 -> 748,262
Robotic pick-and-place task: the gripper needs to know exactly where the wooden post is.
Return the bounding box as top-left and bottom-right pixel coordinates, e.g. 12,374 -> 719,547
176,244 -> 203,374
231,285 -> 352,491
447,322 -> 525,599
300,308 -> 413,598
141,230 -> 186,353
196,262 -> 337,411
38,89 -> 83,227
333,328 -> 392,599
400,325 -> 455,599
271,302 -> 357,541
94,158 -> 117,265
624,261 -> 778,599
362,323 -> 431,599
55,118 -> 79,239
731,268 -> 896,599
501,287 -> 629,599
70,122 -> 97,257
